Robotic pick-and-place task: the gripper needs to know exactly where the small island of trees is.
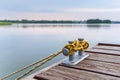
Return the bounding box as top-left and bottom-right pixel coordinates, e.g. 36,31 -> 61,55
86,19 -> 111,24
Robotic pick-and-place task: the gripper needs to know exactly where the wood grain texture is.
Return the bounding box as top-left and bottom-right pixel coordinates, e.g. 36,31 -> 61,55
34,66 -> 120,80
86,52 -> 120,64
32,43 -> 120,80
60,59 -> 120,78
86,48 -> 120,56
93,45 -> 120,51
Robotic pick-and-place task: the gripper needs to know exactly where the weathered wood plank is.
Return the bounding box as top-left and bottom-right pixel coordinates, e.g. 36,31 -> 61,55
22,59 -> 64,80
93,45 -> 120,51
86,52 -> 120,64
34,66 -> 120,80
60,59 -> 120,78
86,48 -> 120,56
23,43 -> 120,80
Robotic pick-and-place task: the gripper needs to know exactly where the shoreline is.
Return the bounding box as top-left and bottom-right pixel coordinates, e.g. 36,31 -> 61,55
0,22 -> 12,26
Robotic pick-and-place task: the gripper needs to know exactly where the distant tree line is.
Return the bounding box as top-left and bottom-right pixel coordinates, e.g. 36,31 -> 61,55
0,19 -> 116,24
0,19 -> 81,24
86,19 -> 111,24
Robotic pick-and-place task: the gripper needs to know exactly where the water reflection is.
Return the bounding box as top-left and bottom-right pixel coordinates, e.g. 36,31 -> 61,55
87,24 -> 101,28
14,24 -> 112,29
14,24 -> 88,28
86,24 -> 111,29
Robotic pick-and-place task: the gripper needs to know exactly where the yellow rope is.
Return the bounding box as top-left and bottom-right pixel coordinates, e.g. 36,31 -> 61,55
63,40 -> 89,56
0,39 -> 89,80
15,50 -> 62,80
0,50 -> 62,80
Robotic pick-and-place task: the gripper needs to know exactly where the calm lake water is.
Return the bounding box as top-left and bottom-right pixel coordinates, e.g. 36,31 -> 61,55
0,24 -> 120,79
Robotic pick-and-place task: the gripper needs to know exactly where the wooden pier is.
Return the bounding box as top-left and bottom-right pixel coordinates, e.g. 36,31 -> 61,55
23,43 -> 120,80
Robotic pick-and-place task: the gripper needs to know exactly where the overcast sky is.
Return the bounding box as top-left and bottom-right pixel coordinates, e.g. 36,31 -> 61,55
0,0 -> 120,20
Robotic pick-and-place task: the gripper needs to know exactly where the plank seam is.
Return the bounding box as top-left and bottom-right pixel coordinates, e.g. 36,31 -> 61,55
85,51 -> 120,56
34,76 -> 48,80
98,43 -> 120,47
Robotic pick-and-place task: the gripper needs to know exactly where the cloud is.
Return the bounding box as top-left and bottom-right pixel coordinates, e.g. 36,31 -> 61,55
0,12 -> 80,20
1,8 -> 120,21
64,8 -> 120,12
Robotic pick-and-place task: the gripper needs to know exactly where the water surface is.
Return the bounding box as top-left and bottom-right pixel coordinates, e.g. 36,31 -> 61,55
0,24 -> 120,79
